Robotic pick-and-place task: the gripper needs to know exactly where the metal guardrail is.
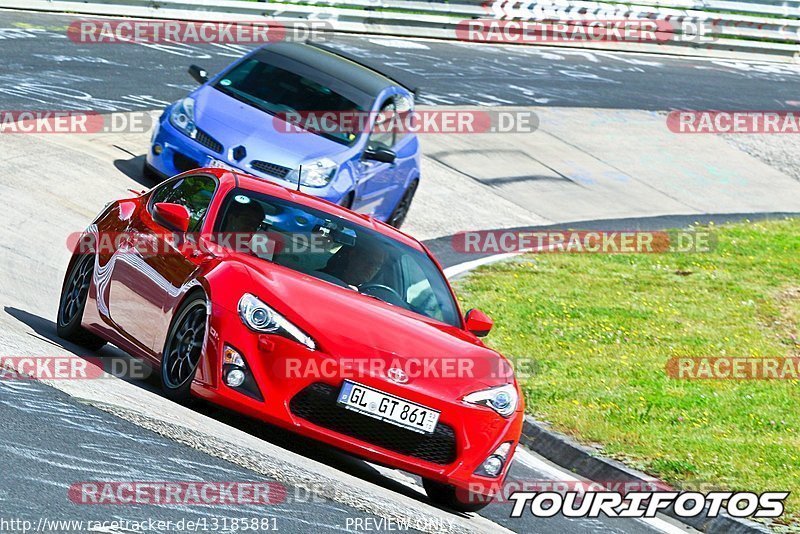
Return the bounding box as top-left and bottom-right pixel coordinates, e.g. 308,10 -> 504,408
7,0 -> 800,61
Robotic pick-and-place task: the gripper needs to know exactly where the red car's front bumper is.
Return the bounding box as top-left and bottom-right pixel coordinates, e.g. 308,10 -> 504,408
191,302 -> 524,495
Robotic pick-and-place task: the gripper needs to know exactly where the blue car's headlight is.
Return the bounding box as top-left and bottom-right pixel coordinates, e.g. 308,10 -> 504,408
169,97 -> 197,139
463,384 -> 518,417
238,293 -> 316,350
285,158 -> 337,188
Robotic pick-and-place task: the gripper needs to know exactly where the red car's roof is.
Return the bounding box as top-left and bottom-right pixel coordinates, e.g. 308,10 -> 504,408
201,168 -> 426,253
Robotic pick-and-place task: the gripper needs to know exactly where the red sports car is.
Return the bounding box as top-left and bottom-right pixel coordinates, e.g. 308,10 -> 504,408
57,168 -> 523,511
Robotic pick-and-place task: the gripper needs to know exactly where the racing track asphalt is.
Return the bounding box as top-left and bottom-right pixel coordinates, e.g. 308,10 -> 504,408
1,7 -> 796,534
1,10 -> 800,112
0,378 -> 394,533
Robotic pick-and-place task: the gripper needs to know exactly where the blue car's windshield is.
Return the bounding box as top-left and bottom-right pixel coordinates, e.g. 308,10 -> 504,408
214,188 -> 462,328
214,56 -> 364,146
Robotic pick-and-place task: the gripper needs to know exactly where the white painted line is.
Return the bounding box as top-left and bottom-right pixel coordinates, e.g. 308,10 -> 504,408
443,252 -> 520,279
368,37 -> 430,49
443,245 -> 556,279
514,448 -> 693,534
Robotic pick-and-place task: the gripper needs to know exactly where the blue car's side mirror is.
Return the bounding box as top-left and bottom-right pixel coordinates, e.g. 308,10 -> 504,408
188,65 -> 208,84
363,146 -> 396,164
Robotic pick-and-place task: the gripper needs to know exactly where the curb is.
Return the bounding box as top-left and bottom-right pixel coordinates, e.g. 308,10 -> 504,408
520,417 -> 772,533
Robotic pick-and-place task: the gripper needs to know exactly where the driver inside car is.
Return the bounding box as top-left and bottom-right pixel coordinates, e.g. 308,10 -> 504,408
319,240 -> 386,289
222,196 -> 266,232
219,196 -> 274,258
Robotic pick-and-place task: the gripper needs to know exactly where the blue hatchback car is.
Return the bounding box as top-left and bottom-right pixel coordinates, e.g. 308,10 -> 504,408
146,42 -> 421,227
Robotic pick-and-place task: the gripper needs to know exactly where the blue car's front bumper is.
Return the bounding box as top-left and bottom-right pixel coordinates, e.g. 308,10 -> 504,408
146,115 -> 348,204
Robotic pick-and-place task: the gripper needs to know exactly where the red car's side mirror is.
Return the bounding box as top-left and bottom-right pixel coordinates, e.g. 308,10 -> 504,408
153,202 -> 191,232
465,309 -> 493,337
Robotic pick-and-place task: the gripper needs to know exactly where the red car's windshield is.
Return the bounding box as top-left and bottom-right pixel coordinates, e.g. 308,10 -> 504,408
214,188 -> 461,327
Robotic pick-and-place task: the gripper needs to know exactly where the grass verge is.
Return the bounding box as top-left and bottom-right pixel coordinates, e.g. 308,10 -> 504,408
456,218 -> 800,527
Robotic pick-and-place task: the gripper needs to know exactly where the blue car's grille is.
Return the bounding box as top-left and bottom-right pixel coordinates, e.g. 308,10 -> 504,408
173,152 -> 200,173
250,160 -> 292,179
194,128 -> 223,154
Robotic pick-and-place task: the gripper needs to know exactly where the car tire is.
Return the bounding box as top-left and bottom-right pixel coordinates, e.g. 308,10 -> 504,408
422,478 -> 493,513
56,254 -> 107,351
160,294 -> 207,403
387,180 -> 418,229
143,161 -> 163,183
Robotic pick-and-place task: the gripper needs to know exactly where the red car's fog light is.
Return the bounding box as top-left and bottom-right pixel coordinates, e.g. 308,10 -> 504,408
475,441 -> 513,478
222,345 -> 263,401
225,368 -> 245,387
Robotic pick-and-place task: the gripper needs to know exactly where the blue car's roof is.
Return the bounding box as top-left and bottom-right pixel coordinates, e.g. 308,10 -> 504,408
251,43 -> 399,108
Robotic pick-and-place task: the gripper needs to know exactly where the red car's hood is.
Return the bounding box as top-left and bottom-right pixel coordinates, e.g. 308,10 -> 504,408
236,257 -> 513,397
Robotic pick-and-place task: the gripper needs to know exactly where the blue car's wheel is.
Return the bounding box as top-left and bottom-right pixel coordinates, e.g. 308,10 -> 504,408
387,180 -> 418,228
143,161 -> 165,183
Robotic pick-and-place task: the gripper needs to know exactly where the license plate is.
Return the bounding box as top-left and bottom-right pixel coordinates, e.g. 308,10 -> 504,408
337,381 -> 439,434
207,157 -> 239,172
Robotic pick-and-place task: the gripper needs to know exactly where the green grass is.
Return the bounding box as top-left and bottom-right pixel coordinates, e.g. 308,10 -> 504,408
456,218 -> 800,527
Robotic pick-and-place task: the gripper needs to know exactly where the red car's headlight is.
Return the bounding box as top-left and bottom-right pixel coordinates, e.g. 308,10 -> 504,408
463,384 -> 518,417
238,293 -> 316,350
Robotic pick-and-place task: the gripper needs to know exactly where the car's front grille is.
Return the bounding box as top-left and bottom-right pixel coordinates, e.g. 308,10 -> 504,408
173,152 -> 200,173
194,128 -> 223,154
250,160 -> 292,179
290,382 -> 457,465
